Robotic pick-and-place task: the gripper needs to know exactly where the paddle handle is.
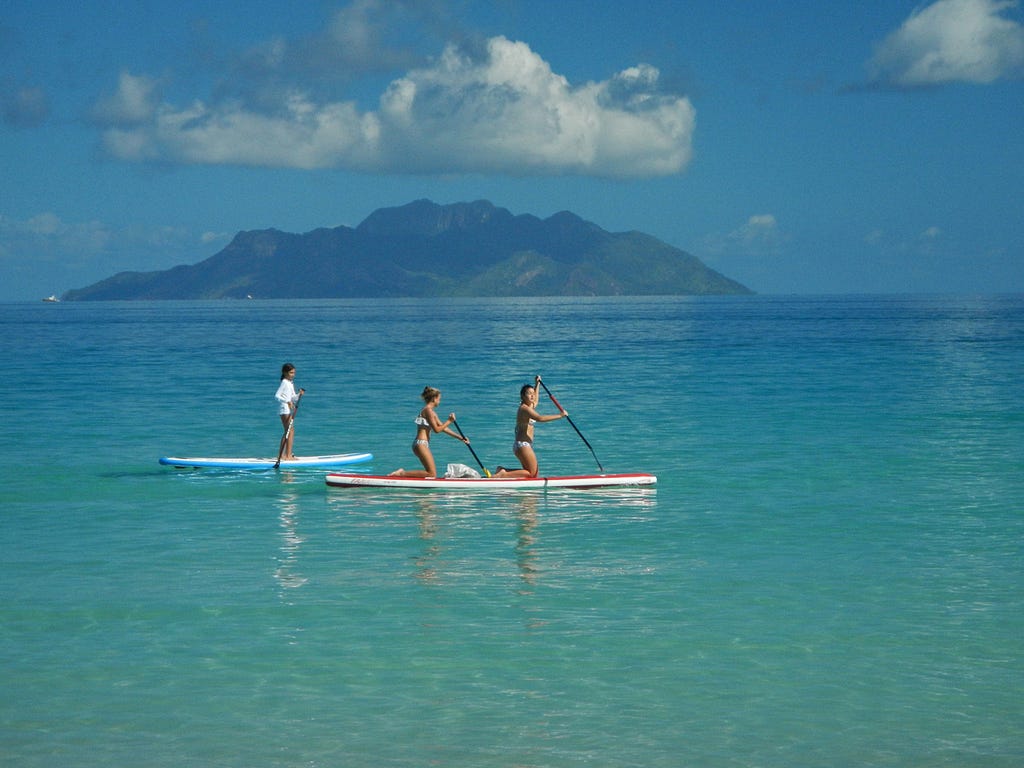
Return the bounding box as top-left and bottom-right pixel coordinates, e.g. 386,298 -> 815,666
545,388 -> 566,413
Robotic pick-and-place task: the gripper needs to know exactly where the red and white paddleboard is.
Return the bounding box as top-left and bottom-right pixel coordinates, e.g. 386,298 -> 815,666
325,472 -> 656,490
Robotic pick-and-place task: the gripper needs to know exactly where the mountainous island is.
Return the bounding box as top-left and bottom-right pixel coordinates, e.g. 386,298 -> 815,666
62,199 -> 751,300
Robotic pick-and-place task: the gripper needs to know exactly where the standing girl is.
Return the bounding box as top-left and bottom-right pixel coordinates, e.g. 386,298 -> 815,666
389,386 -> 468,477
275,363 -> 304,460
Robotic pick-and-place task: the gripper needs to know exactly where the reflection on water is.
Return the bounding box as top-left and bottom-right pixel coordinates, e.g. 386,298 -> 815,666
408,491 -> 549,595
325,486 -> 658,595
515,494 -> 540,592
409,488 -> 657,586
535,486 -> 658,517
413,496 -> 443,584
274,490 -> 308,595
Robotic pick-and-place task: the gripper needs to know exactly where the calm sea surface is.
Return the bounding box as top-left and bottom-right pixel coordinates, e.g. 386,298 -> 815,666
1,295 -> 1022,767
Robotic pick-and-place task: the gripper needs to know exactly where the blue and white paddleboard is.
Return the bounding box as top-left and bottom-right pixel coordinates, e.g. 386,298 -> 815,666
159,452 -> 373,470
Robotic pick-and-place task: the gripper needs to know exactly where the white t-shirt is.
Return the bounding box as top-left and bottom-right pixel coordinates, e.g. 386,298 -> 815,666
275,379 -> 298,416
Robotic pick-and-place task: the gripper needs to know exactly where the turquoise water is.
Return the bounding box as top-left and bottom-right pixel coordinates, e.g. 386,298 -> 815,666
2,295 -> 1022,767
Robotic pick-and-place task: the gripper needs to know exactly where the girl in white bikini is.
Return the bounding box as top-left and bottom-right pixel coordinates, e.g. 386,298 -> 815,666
494,376 -> 567,477
389,386 -> 468,477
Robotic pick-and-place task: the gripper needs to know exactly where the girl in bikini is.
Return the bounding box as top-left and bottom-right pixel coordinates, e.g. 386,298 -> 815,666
389,386 -> 468,477
494,375 -> 567,478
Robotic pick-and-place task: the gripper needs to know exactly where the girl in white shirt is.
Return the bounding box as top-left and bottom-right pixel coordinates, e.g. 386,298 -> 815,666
275,363 -> 304,460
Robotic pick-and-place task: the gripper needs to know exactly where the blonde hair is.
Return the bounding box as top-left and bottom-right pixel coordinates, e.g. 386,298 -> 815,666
421,386 -> 441,403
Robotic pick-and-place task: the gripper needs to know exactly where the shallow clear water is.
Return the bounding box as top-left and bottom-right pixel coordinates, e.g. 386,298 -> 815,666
2,295 -> 1022,767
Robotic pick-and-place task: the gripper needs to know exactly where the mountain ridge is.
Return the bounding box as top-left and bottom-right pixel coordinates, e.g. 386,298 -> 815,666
62,199 -> 752,300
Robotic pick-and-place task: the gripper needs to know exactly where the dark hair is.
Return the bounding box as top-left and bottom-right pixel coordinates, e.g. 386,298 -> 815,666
520,383 -> 535,401
280,363 -> 295,379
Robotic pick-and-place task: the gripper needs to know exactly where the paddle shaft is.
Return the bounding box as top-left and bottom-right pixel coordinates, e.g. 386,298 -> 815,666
451,419 -> 491,477
536,379 -> 604,472
274,391 -> 303,469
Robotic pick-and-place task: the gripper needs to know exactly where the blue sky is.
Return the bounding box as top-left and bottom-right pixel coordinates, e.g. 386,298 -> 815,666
2,0 -> 1022,300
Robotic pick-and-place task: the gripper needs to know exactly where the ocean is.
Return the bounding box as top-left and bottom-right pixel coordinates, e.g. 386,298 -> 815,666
1,295 -> 1021,767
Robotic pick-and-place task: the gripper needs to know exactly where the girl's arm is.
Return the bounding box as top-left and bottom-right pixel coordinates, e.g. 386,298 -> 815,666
524,405 -> 567,423
538,411 -> 567,423
426,408 -> 450,433
275,380 -> 292,405
531,377 -> 566,421
429,409 -> 465,440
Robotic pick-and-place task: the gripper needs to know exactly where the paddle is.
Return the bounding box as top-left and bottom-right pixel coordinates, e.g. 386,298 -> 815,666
452,418 -> 492,477
274,391 -> 304,469
536,378 -> 605,472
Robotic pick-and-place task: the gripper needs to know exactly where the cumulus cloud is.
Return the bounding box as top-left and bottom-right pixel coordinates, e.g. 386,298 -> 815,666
868,0 -> 1024,88
94,35 -> 695,178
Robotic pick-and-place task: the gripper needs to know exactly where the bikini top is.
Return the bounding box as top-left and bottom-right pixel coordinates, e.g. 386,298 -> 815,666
414,416 -> 429,427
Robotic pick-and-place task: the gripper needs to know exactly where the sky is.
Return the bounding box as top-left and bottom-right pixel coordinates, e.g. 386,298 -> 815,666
1,0 -> 1022,300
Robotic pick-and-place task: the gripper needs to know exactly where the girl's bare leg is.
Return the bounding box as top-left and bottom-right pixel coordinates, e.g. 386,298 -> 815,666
496,445 -> 538,477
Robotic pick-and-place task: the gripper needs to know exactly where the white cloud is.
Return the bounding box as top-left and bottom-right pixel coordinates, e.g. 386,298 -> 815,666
102,92 -> 381,168
25,212 -> 63,236
746,214 -> 777,230
91,71 -> 161,125
735,214 -> 780,247
868,0 -> 1024,87
94,36 -> 695,178
863,225 -> 948,252
700,214 -> 783,258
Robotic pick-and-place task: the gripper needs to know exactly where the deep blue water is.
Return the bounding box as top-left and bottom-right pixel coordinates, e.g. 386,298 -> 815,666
1,295 -> 1022,767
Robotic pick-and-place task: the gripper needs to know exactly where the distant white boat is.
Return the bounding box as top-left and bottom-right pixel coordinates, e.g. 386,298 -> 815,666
42,295 -> 60,303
